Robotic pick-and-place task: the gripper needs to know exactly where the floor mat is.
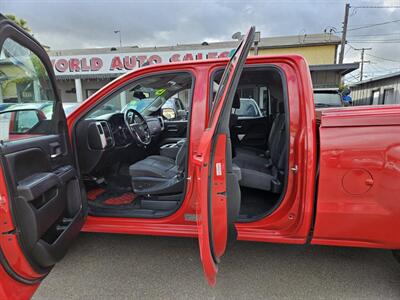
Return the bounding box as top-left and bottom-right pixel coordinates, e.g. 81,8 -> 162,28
87,188 -> 106,201
103,192 -> 136,205
239,187 -> 280,218
87,186 -> 136,206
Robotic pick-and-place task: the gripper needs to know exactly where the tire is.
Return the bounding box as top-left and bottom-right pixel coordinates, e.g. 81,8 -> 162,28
393,250 -> 400,264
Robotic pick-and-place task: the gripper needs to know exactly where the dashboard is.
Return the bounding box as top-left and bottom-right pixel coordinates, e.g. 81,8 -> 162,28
75,112 -> 164,175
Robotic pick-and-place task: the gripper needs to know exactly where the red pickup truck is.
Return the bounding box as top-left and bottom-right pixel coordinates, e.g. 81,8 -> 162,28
0,16 -> 399,299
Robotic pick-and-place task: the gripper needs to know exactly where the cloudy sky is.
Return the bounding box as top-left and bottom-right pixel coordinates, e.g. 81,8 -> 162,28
1,0 -> 399,82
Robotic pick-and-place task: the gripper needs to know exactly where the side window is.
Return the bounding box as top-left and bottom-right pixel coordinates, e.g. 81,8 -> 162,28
371,90 -> 380,105
0,38 -> 57,141
14,110 -> 40,133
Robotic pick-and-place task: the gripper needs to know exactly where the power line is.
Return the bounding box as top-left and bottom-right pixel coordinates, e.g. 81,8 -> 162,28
348,32 -> 400,37
350,38 -> 400,42
365,53 -> 400,63
349,40 -> 400,43
346,19 -> 400,32
352,6 -> 400,9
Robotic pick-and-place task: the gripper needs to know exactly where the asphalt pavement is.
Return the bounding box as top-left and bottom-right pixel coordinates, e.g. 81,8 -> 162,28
33,233 -> 400,300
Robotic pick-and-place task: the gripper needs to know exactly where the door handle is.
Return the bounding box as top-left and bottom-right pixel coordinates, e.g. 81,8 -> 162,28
49,142 -> 62,159
51,152 -> 62,159
167,127 -> 179,132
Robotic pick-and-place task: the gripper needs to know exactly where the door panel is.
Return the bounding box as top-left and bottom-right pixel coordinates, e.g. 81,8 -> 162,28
2,135 -> 84,269
195,26 -> 255,286
0,14 -> 85,293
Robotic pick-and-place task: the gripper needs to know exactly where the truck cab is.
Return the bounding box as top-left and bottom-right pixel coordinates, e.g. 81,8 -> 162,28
0,15 -> 399,300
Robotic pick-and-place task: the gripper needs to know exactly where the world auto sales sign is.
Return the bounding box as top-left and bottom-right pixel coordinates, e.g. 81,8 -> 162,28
50,48 -> 234,76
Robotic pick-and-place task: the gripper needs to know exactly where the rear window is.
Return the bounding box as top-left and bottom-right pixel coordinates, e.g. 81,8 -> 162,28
314,92 -> 342,107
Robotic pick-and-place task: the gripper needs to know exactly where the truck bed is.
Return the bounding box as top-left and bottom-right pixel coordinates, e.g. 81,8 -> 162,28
312,104 -> 400,249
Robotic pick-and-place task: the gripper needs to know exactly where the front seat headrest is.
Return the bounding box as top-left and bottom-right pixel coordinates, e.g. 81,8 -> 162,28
232,93 -> 240,109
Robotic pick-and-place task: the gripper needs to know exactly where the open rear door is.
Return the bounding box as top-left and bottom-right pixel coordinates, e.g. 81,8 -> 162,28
194,27 -> 255,286
0,15 -> 86,299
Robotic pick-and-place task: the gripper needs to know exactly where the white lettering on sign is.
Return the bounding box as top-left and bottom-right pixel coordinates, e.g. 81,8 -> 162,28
50,48 -> 234,76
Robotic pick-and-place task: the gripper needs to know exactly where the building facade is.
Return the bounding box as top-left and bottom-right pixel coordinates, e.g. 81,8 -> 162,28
47,33 -> 358,105
0,33 -> 359,108
350,72 -> 400,106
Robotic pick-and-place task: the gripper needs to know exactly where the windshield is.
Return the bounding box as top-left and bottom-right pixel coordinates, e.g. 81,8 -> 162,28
86,73 -> 192,119
314,92 -> 342,107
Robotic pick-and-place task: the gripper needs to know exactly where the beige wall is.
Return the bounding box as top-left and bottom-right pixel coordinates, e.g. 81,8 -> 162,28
256,45 -> 337,65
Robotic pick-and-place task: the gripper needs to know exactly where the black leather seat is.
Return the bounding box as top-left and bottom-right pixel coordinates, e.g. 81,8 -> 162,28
233,105 -> 287,193
129,141 -> 187,195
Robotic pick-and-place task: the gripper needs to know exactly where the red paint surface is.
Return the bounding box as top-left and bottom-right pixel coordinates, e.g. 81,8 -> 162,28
0,265 -> 38,300
312,108 -> 400,249
210,134 -> 228,259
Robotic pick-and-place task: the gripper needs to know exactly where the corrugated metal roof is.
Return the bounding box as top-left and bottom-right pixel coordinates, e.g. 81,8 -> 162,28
310,62 -> 359,75
48,33 -> 340,56
349,71 -> 400,87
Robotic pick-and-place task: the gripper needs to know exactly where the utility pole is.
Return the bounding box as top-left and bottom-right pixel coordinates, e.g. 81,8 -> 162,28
353,47 -> 372,81
114,30 -> 122,47
359,47 -> 371,81
339,3 -> 350,64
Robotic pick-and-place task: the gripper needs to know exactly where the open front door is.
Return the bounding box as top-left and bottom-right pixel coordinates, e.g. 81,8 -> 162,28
194,27 -> 255,286
0,15 -> 86,299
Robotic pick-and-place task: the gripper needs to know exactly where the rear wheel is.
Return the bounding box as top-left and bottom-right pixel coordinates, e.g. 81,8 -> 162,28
393,250 -> 400,263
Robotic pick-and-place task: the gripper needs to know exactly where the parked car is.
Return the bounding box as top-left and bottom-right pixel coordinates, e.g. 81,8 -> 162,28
1,17 -> 400,300
62,102 -> 80,116
0,103 -> 15,111
313,88 -> 343,108
234,98 -> 263,118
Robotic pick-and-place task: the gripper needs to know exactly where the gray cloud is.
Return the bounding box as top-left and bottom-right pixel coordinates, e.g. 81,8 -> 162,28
1,0 -> 399,81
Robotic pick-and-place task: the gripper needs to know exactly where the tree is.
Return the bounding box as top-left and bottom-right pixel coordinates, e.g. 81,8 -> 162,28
5,14 -> 31,33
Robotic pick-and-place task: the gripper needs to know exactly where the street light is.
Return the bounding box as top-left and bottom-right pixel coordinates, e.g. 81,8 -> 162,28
114,30 -> 122,47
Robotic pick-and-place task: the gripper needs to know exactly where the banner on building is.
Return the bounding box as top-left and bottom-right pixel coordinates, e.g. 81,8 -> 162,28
50,48 -> 234,76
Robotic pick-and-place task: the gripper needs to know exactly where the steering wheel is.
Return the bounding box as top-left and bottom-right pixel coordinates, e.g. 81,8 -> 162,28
124,109 -> 151,146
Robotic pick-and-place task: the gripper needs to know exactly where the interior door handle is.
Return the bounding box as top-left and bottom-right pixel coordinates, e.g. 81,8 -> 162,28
50,152 -> 62,159
49,142 -> 62,159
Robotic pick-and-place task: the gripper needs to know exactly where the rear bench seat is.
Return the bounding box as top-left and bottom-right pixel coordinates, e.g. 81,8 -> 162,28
233,107 -> 287,193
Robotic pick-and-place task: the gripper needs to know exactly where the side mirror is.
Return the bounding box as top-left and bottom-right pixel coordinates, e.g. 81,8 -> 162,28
162,107 -> 176,120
